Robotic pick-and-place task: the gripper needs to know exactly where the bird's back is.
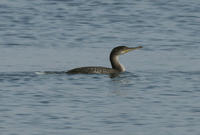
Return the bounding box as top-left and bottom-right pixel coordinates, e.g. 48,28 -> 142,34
66,66 -> 119,74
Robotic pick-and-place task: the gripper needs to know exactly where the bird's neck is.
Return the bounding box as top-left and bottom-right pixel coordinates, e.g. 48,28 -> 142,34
110,54 -> 125,72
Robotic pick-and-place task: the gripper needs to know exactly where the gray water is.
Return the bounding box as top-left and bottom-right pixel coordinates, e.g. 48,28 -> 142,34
0,0 -> 200,135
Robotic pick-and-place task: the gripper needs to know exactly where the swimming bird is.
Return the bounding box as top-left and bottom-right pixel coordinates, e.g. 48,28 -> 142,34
66,46 -> 142,74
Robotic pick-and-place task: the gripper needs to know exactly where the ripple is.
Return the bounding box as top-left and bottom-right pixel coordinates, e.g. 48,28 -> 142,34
0,0 -> 200,135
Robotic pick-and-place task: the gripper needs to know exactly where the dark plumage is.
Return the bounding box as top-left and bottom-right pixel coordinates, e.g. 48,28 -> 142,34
66,46 -> 142,74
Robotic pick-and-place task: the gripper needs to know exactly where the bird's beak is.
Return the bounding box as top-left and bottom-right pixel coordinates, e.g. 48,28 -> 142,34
124,46 -> 143,53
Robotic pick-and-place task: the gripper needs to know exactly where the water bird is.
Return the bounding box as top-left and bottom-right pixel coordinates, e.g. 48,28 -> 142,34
67,46 -> 142,74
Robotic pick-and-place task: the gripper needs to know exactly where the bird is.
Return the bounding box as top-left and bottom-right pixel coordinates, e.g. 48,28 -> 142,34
66,46 -> 142,74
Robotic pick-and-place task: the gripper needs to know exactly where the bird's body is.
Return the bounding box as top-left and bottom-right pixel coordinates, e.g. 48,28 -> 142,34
67,66 -> 118,74
66,46 -> 142,74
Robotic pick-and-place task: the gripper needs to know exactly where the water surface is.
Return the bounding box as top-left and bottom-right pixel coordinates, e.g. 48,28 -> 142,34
0,0 -> 200,135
